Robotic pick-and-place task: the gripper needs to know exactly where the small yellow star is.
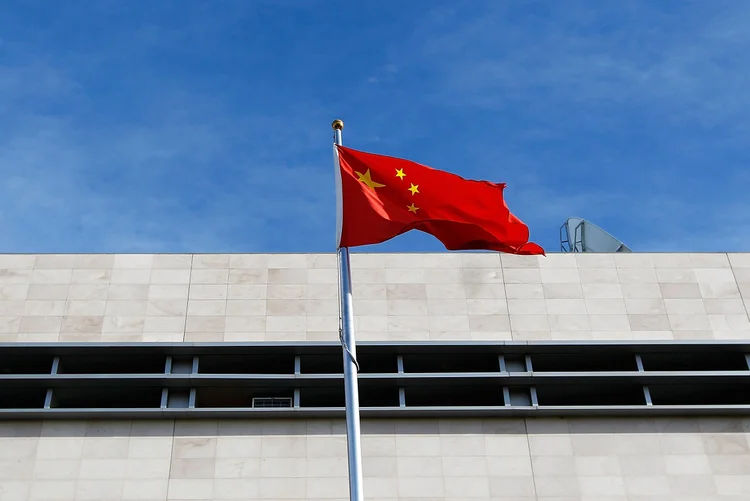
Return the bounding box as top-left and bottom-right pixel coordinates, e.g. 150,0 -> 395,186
355,169 -> 385,190
395,168 -> 406,180
408,183 -> 419,195
407,203 -> 419,213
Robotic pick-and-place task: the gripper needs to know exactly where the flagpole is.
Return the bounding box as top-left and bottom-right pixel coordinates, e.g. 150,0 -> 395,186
332,119 -> 365,501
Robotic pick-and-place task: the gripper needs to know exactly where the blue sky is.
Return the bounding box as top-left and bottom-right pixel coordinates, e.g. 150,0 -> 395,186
1,0 -> 748,253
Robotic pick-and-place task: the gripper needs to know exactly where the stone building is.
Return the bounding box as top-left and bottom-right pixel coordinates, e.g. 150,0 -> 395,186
0,252 -> 749,500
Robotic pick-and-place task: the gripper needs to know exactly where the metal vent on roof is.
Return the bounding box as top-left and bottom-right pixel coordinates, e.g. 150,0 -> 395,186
252,397 -> 293,409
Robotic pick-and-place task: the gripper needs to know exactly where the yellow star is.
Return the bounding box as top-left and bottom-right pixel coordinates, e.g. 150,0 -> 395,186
395,168 -> 406,180
407,203 -> 419,213
355,169 -> 385,190
408,183 -> 419,195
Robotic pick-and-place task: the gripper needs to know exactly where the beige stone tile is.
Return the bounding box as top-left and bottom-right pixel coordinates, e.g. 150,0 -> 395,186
503,268 -> 541,284
424,268 -> 464,285
461,252 -> 501,268
192,254 -> 230,269
545,298 -> 586,314
214,479 -> 262,499
191,269 -> 229,284
32,459 -> 79,479
18,316 -> 62,334
121,479 -> 168,500
184,316 -> 225,333
444,476 -> 491,498
170,458 -> 216,478
306,253 -> 337,268
585,298 -> 627,314
146,300 -> 188,316
485,456 -> 533,477
0,269 -> 32,284
307,268 -> 337,284
214,458 -> 261,478
60,316 -> 104,334
215,437 -> 261,458
172,437 -> 217,459
575,253 -> 616,268
664,298 -> 706,314
65,300 -> 106,316
702,298 -> 746,314
540,268 -> 580,283
620,282 -> 662,299
258,477 -> 305,499
488,475 -> 537,497
0,255 -> 35,269
228,268 -> 268,285
351,299 -> 386,315
386,299 -> 427,316
507,298 -> 546,314
265,316 -> 305,332
266,284 -> 307,299
113,254 -> 153,269
187,300 -> 226,316
700,281 -> 742,299
148,284 -> 189,299
0,285 -> 29,300
655,268 -> 698,283
77,458 -> 127,478
258,457 -> 306,477
466,314 -> 506,331
67,284 -> 107,300
501,254 -> 539,268
363,456 -> 397,477
143,316 -> 184,334
577,268 -> 620,284
267,268 -> 307,284
227,285 -> 266,300
668,313 -> 711,330
548,314 -> 590,331
510,315 -> 551,331
108,284 -> 149,300
110,269 -> 151,284
125,456 -> 171,479
225,299 -> 266,316
152,254 -> 192,269
467,299 -> 507,314
150,269 -> 191,284
659,282 -> 702,299
0,316 -> 21,334
223,316 -> 266,334
0,301 -> 25,315
351,268 -> 386,284
105,300 -> 147,316
167,478 -> 214,500
397,476 -> 444,497
31,269 -> 72,284
667,474 -> 717,496
102,316 -> 145,334
228,254 -> 268,268
265,299 -> 305,315
617,267 -> 658,283
260,436 -> 306,457
30,480 -> 76,500
127,437 -> 173,458
543,283 -> 583,299
24,300 -> 66,316
70,269 -> 111,285
34,255 -> 76,269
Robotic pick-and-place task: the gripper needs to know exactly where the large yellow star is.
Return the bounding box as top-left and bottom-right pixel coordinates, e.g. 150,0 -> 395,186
407,203 -> 419,213
355,169 -> 385,190
395,168 -> 406,180
408,183 -> 419,195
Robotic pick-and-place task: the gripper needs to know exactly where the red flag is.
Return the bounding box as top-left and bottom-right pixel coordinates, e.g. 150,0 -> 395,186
335,145 -> 544,255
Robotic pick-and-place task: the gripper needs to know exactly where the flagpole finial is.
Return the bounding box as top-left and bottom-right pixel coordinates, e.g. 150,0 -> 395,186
332,119 -> 344,130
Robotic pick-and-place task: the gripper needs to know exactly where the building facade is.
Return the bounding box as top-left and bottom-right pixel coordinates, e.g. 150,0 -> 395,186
1,252 -> 749,500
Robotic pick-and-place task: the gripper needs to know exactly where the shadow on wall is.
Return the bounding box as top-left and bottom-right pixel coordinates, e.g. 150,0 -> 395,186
0,417 -> 748,438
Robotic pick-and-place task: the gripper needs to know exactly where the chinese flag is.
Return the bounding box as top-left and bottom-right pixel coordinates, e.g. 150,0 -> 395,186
335,145 -> 544,255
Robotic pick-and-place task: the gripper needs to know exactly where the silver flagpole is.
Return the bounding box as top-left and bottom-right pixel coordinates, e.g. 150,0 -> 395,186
332,119 -> 365,501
